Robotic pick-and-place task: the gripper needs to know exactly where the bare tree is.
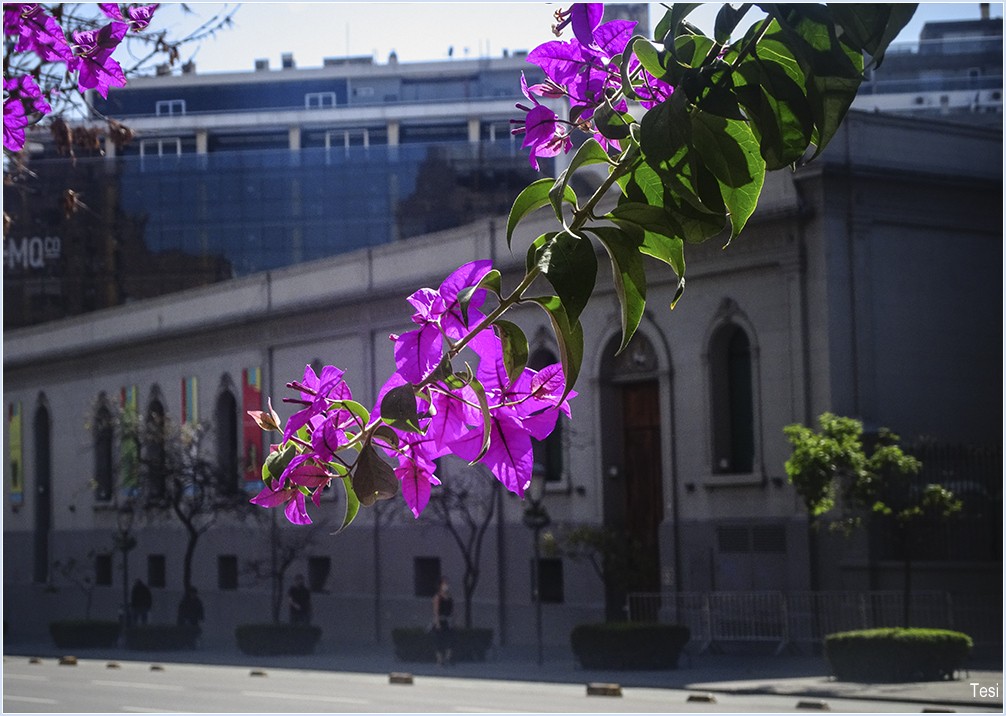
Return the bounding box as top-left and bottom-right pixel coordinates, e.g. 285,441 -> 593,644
423,463 -> 498,629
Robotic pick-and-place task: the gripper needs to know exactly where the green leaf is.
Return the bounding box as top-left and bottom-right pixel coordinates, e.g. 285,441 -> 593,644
659,3 -> 703,53
585,226 -> 647,352
528,296 -> 583,402
829,4 -> 917,69
631,36 -> 669,83
506,178 -> 574,250
380,384 -> 422,433
534,230 -> 598,325
713,3 -> 750,45
492,319 -> 529,385
353,444 -> 399,507
333,475 -> 361,534
458,268 -> 501,325
263,443 -> 296,482
735,55 -> 815,170
639,90 -> 691,166
371,424 -> 400,450
690,109 -> 765,241
593,102 -> 634,141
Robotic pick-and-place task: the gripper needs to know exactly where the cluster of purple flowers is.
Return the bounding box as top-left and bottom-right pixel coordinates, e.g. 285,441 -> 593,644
513,3 -> 673,168
3,3 -> 158,151
252,261 -> 575,524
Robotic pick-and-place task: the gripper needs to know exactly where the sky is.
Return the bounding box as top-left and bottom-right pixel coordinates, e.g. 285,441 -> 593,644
155,2 -> 1003,75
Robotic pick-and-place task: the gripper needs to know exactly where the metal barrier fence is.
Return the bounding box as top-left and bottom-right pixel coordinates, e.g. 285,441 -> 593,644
626,591 -> 1002,653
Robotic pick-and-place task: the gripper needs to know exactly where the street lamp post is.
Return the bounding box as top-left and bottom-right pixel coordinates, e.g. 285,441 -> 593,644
521,477 -> 550,666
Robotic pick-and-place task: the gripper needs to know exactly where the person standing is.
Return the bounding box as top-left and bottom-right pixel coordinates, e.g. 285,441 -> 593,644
432,576 -> 454,666
130,579 -> 153,625
287,574 -> 312,624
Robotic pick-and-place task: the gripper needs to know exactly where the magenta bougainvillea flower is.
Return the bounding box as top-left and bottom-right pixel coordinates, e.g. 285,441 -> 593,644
282,364 -> 352,443
513,73 -> 573,171
450,334 -> 575,497
4,4 -> 76,64
72,21 -> 129,98
98,3 -> 159,31
392,259 -> 495,383
3,75 -> 52,151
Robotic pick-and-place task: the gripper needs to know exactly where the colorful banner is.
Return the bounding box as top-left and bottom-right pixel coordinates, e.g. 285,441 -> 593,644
181,376 -> 199,424
8,402 -> 23,506
242,367 -> 263,488
120,386 -> 139,489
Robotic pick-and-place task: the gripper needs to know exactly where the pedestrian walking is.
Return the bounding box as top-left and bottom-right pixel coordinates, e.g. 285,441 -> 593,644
130,579 -> 152,625
287,574 -> 312,624
432,576 -> 454,666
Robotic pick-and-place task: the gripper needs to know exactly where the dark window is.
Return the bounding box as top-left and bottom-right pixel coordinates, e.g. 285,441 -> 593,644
717,526 -> 750,553
148,554 -> 166,588
307,556 -> 330,593
218,555 -> 238,590
94,553 -> 113,586
214,389 -> 238,492
710,323 -> 755,473
94,404 -> 114,501
752,526 -> 787,553
33,402 -> 52,584
414,557 -> 441,597
535,557 -> 564,604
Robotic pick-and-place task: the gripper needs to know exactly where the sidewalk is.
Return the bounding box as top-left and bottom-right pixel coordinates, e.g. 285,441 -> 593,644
4,639 -> 1002,710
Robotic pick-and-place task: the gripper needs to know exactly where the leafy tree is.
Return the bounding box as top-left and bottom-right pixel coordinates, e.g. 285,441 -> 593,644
542,523 -> 654,622
784,413 -> 962,624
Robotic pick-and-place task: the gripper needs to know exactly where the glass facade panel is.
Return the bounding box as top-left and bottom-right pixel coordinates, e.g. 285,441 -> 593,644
4,141 -> 539,328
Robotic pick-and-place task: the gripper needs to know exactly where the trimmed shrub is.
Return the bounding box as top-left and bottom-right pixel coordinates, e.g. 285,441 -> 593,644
49,620 -> 120,649
125,624 -> 201,651
391,627 -> 493,662
824,628 -> 973,682
571,622 -> 690,670
235,624 -> 322,656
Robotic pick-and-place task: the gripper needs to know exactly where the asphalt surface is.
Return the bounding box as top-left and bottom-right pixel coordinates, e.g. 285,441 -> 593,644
3,639 -> 1002,712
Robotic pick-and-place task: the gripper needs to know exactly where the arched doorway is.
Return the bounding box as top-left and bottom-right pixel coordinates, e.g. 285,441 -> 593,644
599,332 -> 664,620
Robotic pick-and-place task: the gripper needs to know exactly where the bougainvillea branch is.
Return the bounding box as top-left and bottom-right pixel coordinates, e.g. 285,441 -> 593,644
244,3 -> 917,529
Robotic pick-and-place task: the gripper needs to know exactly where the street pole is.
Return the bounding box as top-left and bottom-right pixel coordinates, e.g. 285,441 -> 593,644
533,522 -> 543,666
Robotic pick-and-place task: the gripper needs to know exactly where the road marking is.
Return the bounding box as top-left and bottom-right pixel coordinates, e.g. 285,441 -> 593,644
122,707 -> 195,713
242,690 -> 369,705
4,674 -> 47,681
4,695 -> 58,704
454,707 -> 533,713
91,680 -> 184,691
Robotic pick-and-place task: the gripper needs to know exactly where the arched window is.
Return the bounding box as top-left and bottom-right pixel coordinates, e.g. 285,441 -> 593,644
529,348 -> 564,485
709,323 -> 755,474
33,399 -> 53,584
144,398 -> 167,499
215,389 -> 238,492
94,401 -> 114,501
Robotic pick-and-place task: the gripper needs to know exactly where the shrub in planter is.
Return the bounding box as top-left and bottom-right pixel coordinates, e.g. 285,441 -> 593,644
235,624 -> 322,656
49,620 -> 120,649
391,627 -> 493,662
824,628 -> 973,682
125,624 -> 201,651
570,622 -> 690,670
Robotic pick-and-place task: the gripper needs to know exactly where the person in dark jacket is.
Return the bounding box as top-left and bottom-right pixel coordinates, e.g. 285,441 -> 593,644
130,579 -> 153,625
287,574 -> 312,624
432,576 -> 454,666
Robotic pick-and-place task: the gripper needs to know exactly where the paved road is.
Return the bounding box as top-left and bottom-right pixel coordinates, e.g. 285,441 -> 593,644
5,655 -> 1002,714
